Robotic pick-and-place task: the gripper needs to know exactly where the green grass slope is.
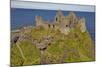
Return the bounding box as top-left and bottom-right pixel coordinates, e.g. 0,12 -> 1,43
11,26 -> 95,66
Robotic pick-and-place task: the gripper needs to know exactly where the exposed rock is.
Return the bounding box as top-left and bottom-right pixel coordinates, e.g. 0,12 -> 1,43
59,27 -> 70,35
11,33 -> 20,44
35,36 -> 54,51
36,43 -> 47,51
12,35 -> 19,44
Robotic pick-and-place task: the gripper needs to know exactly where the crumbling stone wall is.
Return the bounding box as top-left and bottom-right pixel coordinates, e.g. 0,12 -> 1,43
35,10 -> 86,35
78,18 -> 86,32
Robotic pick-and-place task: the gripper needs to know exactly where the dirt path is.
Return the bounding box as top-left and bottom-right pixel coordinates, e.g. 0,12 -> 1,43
16,41 -> 26,60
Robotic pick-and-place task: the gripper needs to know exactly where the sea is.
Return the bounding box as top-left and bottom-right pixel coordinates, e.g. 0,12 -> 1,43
11,8 -> 95,41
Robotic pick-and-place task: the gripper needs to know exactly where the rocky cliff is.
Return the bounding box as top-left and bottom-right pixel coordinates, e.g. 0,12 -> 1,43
11,11 -> 95,66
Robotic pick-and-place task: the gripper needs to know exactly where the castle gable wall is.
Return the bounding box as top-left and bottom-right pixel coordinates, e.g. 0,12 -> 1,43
35,10 -> 86,34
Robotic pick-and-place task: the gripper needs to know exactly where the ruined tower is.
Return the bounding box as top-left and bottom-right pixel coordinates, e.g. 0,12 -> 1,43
68,12 -> 78,28
55,10 -> 64,23
35,16 -> 42,27
78,17 -> 86,32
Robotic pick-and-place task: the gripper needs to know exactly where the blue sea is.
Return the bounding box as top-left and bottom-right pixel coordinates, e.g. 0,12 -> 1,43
11,8 -> 95,41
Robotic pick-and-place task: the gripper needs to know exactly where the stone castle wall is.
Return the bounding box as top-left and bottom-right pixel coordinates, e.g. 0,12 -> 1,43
35,10 -> 86,35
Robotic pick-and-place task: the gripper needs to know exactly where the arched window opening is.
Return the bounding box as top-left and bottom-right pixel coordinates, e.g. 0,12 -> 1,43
48,24 -> 50,28
53,24 -> 55,28
56,17 -> 58,22
66,25 -> 68,27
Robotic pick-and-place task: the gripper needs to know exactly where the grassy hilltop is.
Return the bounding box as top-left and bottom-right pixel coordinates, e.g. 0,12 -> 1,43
11,25 -> 95,66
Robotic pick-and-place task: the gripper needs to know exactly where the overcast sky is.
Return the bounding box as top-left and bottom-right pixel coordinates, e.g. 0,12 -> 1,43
11,0 -> 95,12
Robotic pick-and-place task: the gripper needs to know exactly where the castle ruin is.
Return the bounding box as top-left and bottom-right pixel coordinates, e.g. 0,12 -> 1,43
35,10 -> 86,35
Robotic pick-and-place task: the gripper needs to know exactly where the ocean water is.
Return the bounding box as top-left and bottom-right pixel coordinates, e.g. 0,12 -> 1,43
11,8 -> 95,41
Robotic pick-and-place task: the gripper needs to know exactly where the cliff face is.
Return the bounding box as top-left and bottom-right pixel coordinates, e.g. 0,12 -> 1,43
11,11 -> 95,66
